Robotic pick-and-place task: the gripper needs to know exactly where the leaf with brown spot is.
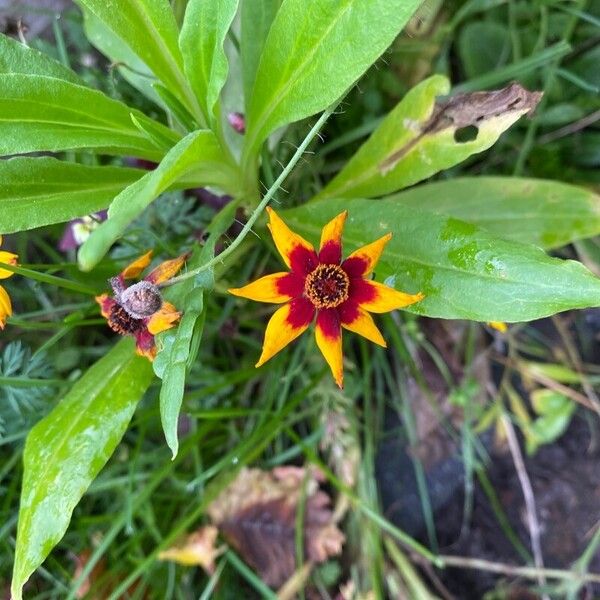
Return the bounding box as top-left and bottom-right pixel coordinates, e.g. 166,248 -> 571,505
207,467 -> 344,588
314,76 -> 542,200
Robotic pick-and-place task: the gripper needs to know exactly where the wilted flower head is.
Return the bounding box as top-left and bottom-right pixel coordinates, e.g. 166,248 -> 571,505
96,250 -> 187,360
229,208 -> 424,387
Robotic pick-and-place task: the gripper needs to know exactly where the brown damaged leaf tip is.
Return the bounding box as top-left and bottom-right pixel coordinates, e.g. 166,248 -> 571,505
207,466 -> 345,588
379,81 -> 543,173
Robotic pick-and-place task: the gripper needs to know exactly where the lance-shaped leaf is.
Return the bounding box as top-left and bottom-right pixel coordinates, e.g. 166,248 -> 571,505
284,199 -> 600,322
387,177 -> 600,250
80,6 -> 163,108
11,339 -> 154,600
154,201 -> 237,457
73,0 -> 198,117
315,76 -> 543,200
0,33 -> 81,82
241,0 -> 281,102
243,0 -> 423,162
0,74 -> 179,159
78,130 -> 238,271
0,158 -> 144,233
179,0 -> 239,126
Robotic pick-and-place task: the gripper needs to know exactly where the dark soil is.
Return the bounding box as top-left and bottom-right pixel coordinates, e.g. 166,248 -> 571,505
378,415 -> 600,599
377,316 -> 600,599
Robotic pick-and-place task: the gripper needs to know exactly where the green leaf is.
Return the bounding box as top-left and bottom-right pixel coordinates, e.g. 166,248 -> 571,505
0,74 -> 178,159
243,0 -> 423,162
284,199 -> 600,322
458,22 -> 511,79
315,76 -> 541,199
153,83 -> 198,130
154,201 -> 237,457
526,389 -> 576,454
0,157 -> 143,233
80,6 -> 164,107
73,0 -> 198,117
0,33 -> 81,82
78,130 -> 238,271
241,0 -> 281,102
386,177 -> 600,250
11,339 -> 153,600
179,0 -> 239,126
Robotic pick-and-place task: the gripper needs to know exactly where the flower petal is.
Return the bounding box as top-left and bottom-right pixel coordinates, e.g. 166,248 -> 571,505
0,250 -> 18,280
488,321 -> 507,333
145,253 -> 189,285
256,297 -> 314,367
229,272 -> 304,303
342,234 -> 392,278
266,207 -> 318,275
146,301 -> 181,334
95,293 -> 116,319
315,309 -> 343,388
0,285 -> 12,329
352,279 -> 424,313
319,211 -> 347,264
135,328 -> 157,360
122,250 -> 153,279
338,301 -> 386,347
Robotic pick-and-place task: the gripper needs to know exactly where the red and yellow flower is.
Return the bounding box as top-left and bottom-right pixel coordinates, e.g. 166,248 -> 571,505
96,250 -> 187,360
0,236 -> 18,330
229,208 -> 424,387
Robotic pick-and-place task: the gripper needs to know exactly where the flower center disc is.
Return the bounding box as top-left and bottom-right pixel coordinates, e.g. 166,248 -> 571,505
304,264 -> 350,309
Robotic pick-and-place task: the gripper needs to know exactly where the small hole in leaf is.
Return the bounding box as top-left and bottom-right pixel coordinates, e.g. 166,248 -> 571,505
454,125 -> 479,143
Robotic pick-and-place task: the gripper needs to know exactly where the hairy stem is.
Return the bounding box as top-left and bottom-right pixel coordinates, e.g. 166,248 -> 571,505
162,104 -> 337,288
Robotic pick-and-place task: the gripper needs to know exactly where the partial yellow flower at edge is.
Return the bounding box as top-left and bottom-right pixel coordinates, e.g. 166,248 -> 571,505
0,249 -> 18,280
488,321 -> 508,333
0,285 -> 12,329
0,236 -> 18,329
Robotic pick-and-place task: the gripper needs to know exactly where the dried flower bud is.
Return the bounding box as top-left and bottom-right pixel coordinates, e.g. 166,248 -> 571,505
119,281 -> 163,319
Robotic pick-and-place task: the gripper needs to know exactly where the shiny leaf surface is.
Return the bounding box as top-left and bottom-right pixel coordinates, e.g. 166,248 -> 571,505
0,158 -> 143,233
387,177 -> 600,250
0,74 -> 177,159
284,199 -> 600,321
179,0 -> 239,126
78,130 -> 237,271
73,0 -> 195,113
154,202 -> 236,457
244,0 -> 422,162
11,339 -> 154,600
0,33 -> 81,82
316,76 -> 540,199
240,0 -> 281,102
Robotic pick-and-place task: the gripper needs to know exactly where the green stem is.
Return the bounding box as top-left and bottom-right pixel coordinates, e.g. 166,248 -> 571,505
0,262 -> 98,296
161,104 -> 337,288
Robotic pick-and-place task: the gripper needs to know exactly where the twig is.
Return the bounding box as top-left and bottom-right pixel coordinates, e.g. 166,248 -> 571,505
538,108 -> 600,144
551,314 -> 600,418
492,353 -> 597,412
501,413 -> 548,599
436,555 -> 600,584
